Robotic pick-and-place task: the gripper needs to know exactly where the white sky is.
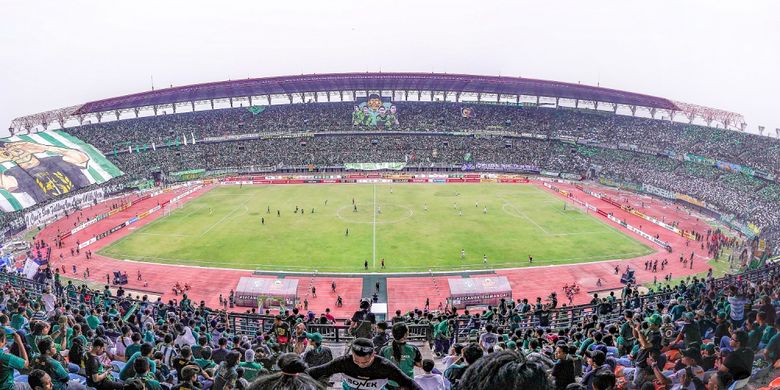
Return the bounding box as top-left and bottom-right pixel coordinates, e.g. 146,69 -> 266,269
1,0 -> 778,137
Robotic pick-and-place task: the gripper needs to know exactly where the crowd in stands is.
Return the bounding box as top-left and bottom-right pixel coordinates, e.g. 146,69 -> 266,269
65,102 -> 780,174
1,256 -> 780,389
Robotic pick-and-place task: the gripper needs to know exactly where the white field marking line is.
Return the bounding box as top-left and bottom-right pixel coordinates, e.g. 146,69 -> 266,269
546,231 -> 615,237
116,250 -> 649,272
501,202 -> 551,234
372,184 -> 377,268
199,200 -> 250,238
134,232 -> 194,238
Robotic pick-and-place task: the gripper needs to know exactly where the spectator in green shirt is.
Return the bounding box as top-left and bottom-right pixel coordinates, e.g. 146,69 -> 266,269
193,347 -> 217,374
0,326 -> 29,390
51,316 -> 73,352
131,356 -> 163,390
123,333 -> 143,360
380,322 -> 423,387
32,338 -> 84,390
85,309 -> 101,331
757,317 -> 780,363
9,307 -> 26,331
758,311 -> 777,349
120,343 -> 156,381
70,325 -> 88,351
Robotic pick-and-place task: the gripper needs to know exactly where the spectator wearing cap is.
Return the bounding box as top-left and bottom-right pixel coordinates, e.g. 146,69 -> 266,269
719,330 -> 754,380
696,310 -> 716,339
713,311 -> 731,346
631,314 -> 663,388
700,343 -> 717,371
308,338 -> 423,390
648,348 -> 705,390
301,332 -> 333,368
237,348 -> 263,382
581,350 -> 611,390
669,312 -> 702,350
171,365 -> 200,390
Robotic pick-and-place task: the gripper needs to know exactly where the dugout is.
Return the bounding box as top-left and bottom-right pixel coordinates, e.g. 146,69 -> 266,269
448,276 -> 512,309
234,277 -> 298,309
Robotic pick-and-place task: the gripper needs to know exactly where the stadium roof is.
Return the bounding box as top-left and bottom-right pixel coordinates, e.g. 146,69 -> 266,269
11,72 -> 745,132
75,72 -> 681,114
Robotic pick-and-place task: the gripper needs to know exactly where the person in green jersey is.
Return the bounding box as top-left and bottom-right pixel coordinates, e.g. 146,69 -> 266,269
0,327 -> 29,390
380,322 -> 422,388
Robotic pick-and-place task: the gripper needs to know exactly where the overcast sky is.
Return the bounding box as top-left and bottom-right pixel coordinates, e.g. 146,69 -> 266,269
1,0 -> 778,137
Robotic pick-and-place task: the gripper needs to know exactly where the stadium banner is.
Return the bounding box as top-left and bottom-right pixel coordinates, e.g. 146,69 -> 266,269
351,95 -> 399,129
169,169 -> 206,182
129,179 -> 155,190
465,163 -> 539,173
497,178 -> 529,183
540,170 -> 560,177
0,130 -> 124,212
641,184 -> 676,199
747,222 -> 761,236
674,193 -> 706,208
480,178 -> 497,183
752,169 -> 776,181
77,237 -> 97,250
598,177 -> 643,191
683,153 -> 716,166
411,178 -> 429,183
447,178 -> 464,183
344,162 -> 406,171
24,187 -> 107,227
560,173 -> 582,181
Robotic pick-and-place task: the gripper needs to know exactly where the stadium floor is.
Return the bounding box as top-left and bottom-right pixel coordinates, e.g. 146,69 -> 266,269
38,180 -> 720,318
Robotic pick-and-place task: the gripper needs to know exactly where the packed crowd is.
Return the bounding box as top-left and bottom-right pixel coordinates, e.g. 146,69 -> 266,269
1,258 -> 779,390
65,102 -> 780,173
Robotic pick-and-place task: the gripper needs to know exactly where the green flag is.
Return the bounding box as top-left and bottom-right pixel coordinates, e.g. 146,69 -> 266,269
248,105 -> 266,115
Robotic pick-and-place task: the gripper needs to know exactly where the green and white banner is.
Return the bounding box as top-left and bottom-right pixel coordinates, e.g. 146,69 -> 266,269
344,162 -> 407,171
0,130 -> 123,212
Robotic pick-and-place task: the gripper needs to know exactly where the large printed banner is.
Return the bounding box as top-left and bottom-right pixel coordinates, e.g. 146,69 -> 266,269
0,131 -> 123,212
344,162 -> 406,171
351,95 -> 399,129
674,193 -> 706,208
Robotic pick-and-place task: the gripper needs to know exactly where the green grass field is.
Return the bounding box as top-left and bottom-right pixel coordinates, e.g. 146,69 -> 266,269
98,184 -> 653,272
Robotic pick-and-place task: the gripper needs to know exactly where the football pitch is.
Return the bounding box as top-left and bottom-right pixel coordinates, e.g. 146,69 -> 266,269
98,183 -> 653,272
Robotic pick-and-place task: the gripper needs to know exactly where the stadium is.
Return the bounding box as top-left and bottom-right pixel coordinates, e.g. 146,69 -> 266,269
2,69 -> 779,388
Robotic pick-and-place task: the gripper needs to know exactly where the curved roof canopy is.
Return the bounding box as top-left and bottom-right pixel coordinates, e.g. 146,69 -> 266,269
75,72 -> 681,114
